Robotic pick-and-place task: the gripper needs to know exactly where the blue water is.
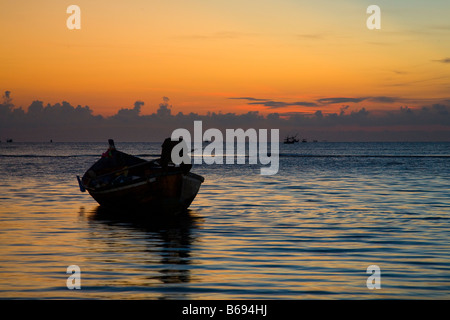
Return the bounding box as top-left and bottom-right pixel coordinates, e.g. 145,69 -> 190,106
0,141 -> 449,299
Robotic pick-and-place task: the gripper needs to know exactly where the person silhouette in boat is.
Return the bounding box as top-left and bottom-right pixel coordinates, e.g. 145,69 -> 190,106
160,137 -> 192,172
102,139 -> 116,158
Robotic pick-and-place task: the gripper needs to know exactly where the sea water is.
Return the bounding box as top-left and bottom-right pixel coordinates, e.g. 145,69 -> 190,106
0,142 -> 449,299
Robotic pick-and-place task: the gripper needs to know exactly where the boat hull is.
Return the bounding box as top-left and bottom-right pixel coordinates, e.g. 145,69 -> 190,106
87,172 -> 204,213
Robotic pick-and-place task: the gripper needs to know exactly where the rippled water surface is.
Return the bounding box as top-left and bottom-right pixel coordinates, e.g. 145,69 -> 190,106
0,142 -> 449,299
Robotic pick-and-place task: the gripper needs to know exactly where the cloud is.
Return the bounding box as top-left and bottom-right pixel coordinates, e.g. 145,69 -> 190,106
296,33 -> 324,40
113,100 -> 143,119
433,58 -> 450,64
174,31 -> 258,41
382,76 -> 449,88
392,70 -> 409,75
134,101 -> 144,111
1,92 -> 450,142
317,96 -> 401,105
248,101 -> 318,108
368,96 -> 400,103
229,97 -> 317,108
339,105 -> 350,115
317,97 -> 367,104
156,96 -> 172,116
429,24 -> 450,31
228,97 -> 269,102
233,96 -> 401,108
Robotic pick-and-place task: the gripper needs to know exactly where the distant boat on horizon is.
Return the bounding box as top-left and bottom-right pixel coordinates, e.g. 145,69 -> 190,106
283,135 -> 299,144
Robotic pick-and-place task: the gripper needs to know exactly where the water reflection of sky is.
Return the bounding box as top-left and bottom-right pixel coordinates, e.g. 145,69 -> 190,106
0,143 -> 449,299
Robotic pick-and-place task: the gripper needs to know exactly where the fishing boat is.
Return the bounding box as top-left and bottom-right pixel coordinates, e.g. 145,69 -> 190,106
283,135 -> 299,144
77,139 -> 204,214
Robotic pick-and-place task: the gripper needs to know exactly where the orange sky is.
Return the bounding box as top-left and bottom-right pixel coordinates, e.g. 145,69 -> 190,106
1,0 -> 450,116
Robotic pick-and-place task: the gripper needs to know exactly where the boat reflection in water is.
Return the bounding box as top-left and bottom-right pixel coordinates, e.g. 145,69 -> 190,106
88,205 -> 202,288
78,139 -> 204,215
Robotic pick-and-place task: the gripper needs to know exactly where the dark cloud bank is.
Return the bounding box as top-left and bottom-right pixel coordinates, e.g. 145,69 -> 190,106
1,92 -> 449,142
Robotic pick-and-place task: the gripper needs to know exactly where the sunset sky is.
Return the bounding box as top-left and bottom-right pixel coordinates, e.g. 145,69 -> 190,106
1,0 -> 450,117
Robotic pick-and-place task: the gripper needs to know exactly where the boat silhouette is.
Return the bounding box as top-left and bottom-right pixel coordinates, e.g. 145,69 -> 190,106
77,139 -> 204,214
283,135 -> 299,144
